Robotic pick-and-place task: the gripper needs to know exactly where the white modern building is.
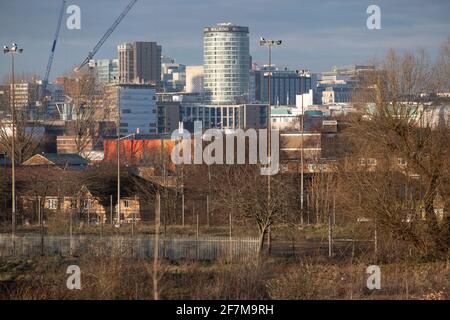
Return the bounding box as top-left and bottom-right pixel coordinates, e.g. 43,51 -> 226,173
296,89 -> 314,111
203,23 -> 250,104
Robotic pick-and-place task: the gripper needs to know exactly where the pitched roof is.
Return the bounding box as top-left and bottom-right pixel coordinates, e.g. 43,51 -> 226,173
22,153 -> 90,167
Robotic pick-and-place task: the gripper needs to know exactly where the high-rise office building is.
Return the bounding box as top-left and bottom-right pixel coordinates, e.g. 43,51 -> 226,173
203,23 -> 250,104
118,42 -> 162,85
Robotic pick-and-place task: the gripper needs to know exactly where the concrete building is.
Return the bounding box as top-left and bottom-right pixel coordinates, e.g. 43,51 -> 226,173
161,56 -> 186,92
118,42 -> 162,85
0,85 -> 10,118
203,23 -> 250,104
185,65 -> 204,93
296,89 -> 314,110
56,135 -> 93,154
321,86 -> 354,104
104,83 -> 157,135
315,65 -> 374,105
252,67 -> 312,106
182,103 -> 267,130
157,101 -> 182,133
89,59 -> 119,84
10,82 -> 40,111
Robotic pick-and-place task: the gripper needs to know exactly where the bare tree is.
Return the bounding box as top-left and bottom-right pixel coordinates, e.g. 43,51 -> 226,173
0,74 -> 45,164
338,44 -> 450,258
63,70 -> 105,157
214,164 -> 292,255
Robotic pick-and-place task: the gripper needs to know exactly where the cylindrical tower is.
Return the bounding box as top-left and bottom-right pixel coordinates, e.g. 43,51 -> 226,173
203,23 -> 250,104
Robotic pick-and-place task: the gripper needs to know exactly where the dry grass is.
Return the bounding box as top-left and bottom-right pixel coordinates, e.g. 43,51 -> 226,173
0,255 -> 448,300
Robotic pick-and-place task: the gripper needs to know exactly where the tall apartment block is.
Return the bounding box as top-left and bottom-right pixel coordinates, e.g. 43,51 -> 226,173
118,42 -> 162,85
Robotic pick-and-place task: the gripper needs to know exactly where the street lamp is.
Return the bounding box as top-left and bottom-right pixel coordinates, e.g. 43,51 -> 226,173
3,43 -> 23,254
296,69 -> 310,224
259,37 -> 282,254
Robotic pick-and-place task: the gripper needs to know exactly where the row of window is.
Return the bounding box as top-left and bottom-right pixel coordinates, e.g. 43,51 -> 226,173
45,199 -> 132,210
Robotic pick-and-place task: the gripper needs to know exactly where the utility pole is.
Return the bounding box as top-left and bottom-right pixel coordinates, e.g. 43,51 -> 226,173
4,43 -> 23,255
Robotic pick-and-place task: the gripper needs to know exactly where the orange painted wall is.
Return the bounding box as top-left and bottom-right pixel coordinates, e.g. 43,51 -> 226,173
104,139 -> 175,166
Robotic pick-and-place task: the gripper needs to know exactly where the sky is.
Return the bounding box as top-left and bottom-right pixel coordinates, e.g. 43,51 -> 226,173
0,0 -> 449,81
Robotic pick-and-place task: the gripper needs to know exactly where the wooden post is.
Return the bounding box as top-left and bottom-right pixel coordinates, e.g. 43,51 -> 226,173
110,195 -> 113,225
37,196 -> 40,225
192,201 -> 195,226
333,192 -> 336,225
196,213 -> 199,238
207,165 -> 211,227
181,193 -> 185,227
69,205 -> 73,256
374,218 -> 378,261
206,194 -> 210,228
87,197 -> 90,227
100,197 -> 103,239
39,196 -> 43,256
131,195 -> 136,239
229,211 -> 232,238
328,207 -> 333,258
153,191 -> 161,300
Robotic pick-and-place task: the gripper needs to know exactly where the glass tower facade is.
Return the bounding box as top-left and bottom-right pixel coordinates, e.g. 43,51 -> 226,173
203,23 -> 250,105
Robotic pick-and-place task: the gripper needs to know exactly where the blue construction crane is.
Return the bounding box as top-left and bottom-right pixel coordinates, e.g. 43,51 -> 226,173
76,0 -> 138,71
41,0 -> 66,100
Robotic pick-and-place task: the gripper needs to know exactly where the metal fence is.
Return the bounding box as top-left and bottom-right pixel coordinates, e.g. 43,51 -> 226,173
0,234 -> 259,261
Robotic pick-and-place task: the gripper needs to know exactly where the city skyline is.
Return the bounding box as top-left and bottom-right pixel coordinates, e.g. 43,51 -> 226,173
1,0 -> 449,82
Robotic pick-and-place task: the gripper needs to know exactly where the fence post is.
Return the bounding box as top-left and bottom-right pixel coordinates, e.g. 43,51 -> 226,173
181,193 -> 185,227
110,195 -> 113,225
153,191 -> 161,300
328,206 -> 333,258
39,196 -> 44,256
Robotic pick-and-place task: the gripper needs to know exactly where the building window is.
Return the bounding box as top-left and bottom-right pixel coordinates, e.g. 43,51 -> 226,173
397,158 -> 407,166
47,198 -> 58,210
67,198 -> 77,209
124,200 -> 129,208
